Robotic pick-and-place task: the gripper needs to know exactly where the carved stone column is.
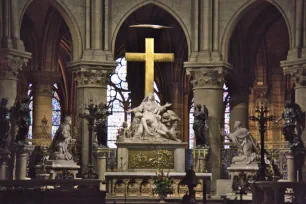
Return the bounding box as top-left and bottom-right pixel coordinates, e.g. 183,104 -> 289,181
282,59 -> 306,146
282,60 -> 306,110
68,61 -> 116,173
29,72 -> 60,146
0,53 -> 31,107
229,88 -> 249,130
185,61 -> 231,191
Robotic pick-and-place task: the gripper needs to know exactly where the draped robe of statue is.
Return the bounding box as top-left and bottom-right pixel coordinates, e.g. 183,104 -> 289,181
127,92 -> 180,141
49,117 -> 73,160
228,121 -> 260,164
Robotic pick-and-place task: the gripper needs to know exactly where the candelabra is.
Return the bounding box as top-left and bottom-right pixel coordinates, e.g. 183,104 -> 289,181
79,99 -> 98,179
249,105 -> 275,181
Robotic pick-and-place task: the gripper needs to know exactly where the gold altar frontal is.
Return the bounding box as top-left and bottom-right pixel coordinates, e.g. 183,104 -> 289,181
128,149 -> 174,169
116,141 -> 187,172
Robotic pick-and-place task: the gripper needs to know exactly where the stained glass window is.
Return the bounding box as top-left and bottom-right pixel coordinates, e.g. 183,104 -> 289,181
154,82 -> 161,104
189,99 -> 195,149
107,57 -> 131,148
52,84 -> 61,138
223,84 -> 230,149
27,83 -> 33,139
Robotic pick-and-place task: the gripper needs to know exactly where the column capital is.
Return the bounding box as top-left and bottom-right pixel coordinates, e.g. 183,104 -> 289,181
68,60 -> 116,88
27,72 -> 60,97
184,62 -> 232,89
93,146 -> 109,159
10,144 -> 34,155
28,71 -> 61,84
0,49 -> 31,80
281,58 -> 306,87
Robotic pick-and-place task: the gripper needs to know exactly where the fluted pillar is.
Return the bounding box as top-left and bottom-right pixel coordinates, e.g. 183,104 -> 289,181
185,61 -> 231,191
229,88 -> 249,130
68,61 -> 116,173
0,0 -> 31,107
0,55 -> 30,107
29,72 -> 59,146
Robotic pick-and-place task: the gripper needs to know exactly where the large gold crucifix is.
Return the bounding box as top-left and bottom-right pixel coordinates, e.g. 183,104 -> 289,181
125,38 -> 174,95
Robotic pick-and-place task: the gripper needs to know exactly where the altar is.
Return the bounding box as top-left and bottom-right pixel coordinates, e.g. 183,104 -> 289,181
105,172 -> 212,198
116,141 -> 187,172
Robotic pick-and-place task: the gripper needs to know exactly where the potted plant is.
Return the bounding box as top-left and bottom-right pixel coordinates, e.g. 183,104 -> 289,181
152,170 -> 173,203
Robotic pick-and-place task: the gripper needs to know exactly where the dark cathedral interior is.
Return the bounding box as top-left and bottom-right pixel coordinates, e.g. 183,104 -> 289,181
0,0 -> 306,203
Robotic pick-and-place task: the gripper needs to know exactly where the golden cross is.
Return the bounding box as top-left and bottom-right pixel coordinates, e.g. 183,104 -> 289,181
125,38 -> 174,95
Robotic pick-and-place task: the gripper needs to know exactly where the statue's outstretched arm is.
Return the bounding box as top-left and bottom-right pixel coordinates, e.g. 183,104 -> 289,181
126,105 -> 141,113
275,114 -> 283,123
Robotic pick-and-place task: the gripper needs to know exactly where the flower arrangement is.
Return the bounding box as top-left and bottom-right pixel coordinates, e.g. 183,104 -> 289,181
152,170 -> 173,195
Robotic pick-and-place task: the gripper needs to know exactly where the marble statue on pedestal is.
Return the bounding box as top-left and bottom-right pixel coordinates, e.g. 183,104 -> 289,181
49,116 -> 73,160
193,104 -> 209,147
0,98 -> 10,150
276,101 -> 304,149
119,92 -> 181,142
35,116 -> 79,179
14,97 -> 31,144
227,121 -> 260,164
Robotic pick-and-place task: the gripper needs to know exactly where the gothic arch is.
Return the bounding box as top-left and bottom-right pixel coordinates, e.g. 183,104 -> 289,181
20,0 -> 83,61
220,0 -> 292,63
111,0 -> 191,59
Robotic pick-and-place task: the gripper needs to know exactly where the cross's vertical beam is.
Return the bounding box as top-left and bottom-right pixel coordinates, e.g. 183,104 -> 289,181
145,38 -> 154,94
125,38 -> 174,96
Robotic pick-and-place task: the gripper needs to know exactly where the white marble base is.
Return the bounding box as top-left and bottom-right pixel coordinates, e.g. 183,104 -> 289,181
216,179 -> 232,197
36,160 -> 80,179
227,163 -> 259,171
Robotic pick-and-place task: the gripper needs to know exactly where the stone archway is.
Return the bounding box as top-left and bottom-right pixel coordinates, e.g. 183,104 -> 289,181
220,0 -> 292,63
111,1 -> 192,60
20,0 -> 83,61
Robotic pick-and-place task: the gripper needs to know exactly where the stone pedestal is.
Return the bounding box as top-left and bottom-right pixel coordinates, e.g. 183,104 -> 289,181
35,160 -> 80,179
287,154 -> 296,182
10,144 -> 34,180
93,146 -> 109,191
0,150 -> 11,180
227,163 -> 259,193
193,147 -> 209,173
93,146 -> 109,181
116,141 -> 187,172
